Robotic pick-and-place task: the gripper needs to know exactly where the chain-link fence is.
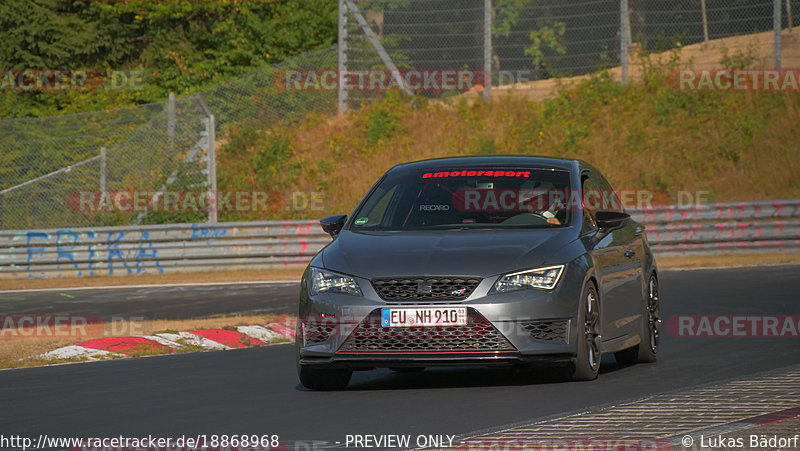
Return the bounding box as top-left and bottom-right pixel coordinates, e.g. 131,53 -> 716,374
2,0 -> 797,230
341,0 -> 798,107
0,47 -> 339,230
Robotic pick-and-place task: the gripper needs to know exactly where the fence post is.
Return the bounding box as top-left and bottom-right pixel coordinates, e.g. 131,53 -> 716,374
620,0 -> 630,85
775,0 -> 782,69
167,92 -> 175,152
701,0 -> 710,42
338,0 -> 348,114
483,0 -> 492,102
207,114 -> 217,224
100,147 -> 107,192
788,0 -> 794,31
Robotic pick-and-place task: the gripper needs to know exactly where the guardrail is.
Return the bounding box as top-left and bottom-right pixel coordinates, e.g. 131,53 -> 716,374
1,200 -> 799,279
629,199 -> 800,255
0,221 -> 330,279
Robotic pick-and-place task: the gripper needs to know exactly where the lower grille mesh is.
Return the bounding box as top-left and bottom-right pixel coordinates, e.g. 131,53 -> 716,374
338,308 -> 515,353
520,320 -> 569,343
303,320 -> 338,345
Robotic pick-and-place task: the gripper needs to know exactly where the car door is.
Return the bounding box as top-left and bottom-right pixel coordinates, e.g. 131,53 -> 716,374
581,171 -> 634,342
592,171 -> 645,340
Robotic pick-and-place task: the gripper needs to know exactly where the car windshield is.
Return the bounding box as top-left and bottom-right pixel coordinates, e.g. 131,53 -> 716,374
350,167 -> 573,231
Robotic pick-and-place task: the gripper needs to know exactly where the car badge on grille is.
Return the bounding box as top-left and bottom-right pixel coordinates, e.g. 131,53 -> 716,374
417,281 -> 433,294
451,288 -> 467,296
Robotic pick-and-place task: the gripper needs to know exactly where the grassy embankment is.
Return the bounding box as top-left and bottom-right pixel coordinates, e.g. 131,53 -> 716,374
216,49 -> 800,222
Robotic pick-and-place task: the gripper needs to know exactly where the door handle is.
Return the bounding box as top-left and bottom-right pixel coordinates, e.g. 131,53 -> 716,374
624,249 -> 636,258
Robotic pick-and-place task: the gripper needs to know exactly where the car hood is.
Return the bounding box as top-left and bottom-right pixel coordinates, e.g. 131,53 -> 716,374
320,228 -> 578,278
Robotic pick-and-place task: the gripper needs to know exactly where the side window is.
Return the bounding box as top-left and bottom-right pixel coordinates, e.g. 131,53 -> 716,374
581,174 -> 600,232
592,172 -> 624,213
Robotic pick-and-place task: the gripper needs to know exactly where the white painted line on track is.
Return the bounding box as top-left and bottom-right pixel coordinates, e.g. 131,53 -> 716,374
0,280 -> 300,294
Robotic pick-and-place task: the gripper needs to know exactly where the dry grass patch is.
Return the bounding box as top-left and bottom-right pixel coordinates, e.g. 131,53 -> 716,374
657,252 -> 800,269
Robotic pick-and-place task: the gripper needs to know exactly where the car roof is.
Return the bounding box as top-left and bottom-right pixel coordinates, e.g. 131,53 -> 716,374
389,155 -> 580,173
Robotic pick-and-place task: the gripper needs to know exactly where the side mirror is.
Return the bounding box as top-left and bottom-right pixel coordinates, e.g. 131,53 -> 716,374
595,210 -> 630,230
319,214 -> 347,238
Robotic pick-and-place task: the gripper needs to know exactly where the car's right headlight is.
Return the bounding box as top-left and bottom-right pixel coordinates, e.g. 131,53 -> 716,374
491,265 -> 565,293
309,267 -> 362,296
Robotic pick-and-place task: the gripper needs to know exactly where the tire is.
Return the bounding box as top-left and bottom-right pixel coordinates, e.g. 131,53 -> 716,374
571,281 -> 601,381
615,274 -> 660,365
296,321 -> 352,390
389,367 -> 425,373
298,365 -> 352,390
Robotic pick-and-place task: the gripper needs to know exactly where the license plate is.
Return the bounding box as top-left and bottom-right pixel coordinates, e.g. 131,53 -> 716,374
381,307 -> 468,327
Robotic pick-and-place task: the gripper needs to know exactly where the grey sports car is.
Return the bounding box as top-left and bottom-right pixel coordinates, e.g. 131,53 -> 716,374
296,156 -> 660,390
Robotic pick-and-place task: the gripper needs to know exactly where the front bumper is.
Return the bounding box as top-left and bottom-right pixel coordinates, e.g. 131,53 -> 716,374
297,265 -> 585,368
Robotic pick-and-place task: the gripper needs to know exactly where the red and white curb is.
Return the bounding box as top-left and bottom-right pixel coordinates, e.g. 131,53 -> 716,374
39,321 -> 296,361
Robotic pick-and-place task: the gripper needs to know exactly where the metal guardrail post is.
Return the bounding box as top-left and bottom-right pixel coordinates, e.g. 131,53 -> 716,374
483,0 -> 492,102
194,93 -> 218,223
701,0 -> 710,42
775,0 -> 783,69
620,0 -> 630,86
338,0 -> 348,114
207,114 -> 218,224
167,92 -> 175,153
100,147 -> 107,192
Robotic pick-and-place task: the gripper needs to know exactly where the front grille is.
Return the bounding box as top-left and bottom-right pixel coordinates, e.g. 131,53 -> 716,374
338,308 -> 515,353
520,320 -> 569,344
372,277 -> 481,302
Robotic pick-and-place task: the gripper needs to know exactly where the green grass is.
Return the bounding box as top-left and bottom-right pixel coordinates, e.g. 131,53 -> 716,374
216,54 -> 800,221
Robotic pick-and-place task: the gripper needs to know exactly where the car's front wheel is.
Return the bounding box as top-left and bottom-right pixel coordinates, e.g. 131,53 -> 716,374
571,281 -> 601,381
298,365 -> 352,390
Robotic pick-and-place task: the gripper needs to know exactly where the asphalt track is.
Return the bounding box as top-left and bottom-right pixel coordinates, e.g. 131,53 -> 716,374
0,282 -> 298,319
1,265 -> 799,448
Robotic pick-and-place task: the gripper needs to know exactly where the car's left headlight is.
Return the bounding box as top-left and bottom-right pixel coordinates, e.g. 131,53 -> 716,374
492,265 -> 565,293
309,267 -> 362,296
